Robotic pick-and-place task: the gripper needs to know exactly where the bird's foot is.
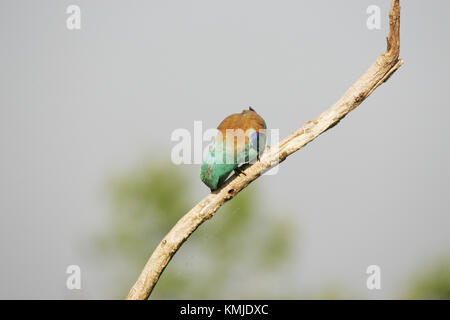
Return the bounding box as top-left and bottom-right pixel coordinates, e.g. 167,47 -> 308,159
234,166 -> 247,176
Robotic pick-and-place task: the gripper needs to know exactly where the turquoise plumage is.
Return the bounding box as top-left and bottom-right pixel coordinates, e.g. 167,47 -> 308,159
200,107 -> 267,191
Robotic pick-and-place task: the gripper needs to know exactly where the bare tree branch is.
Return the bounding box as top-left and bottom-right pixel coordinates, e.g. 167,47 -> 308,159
126,0 -> 403,300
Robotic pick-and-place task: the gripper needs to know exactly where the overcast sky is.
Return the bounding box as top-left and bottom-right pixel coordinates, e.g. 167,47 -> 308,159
1,0 -> 449,299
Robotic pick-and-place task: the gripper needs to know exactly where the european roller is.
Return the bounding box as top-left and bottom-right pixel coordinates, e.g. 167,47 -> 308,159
200,107 -> 267,191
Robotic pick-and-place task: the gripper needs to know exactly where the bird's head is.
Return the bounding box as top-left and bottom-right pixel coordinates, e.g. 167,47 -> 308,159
242,106 -> 258,117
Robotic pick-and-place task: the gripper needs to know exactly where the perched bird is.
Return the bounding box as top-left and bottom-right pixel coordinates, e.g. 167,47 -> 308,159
200,107 -> 267,191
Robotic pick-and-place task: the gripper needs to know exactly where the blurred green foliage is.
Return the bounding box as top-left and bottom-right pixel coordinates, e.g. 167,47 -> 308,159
91,158 -> 450,300
405,258 -> 450,300
93,160 -> 295,299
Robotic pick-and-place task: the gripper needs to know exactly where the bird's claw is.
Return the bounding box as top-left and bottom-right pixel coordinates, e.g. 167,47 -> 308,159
235,166 -> 247,176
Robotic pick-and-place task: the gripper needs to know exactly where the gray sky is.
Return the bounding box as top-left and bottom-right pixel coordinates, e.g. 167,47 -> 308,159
1,0 -> 449,299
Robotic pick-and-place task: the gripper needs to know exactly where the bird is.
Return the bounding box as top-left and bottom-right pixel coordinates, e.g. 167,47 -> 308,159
200,107 -> 267,191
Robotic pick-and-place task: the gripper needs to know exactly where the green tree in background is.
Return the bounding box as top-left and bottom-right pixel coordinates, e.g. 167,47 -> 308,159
90,158 -> 450,300
93,160 -> 297,299
405,258 -> 450,300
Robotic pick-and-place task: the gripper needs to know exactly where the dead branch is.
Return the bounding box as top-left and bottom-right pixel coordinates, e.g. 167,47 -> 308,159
126,0 -> 403,300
